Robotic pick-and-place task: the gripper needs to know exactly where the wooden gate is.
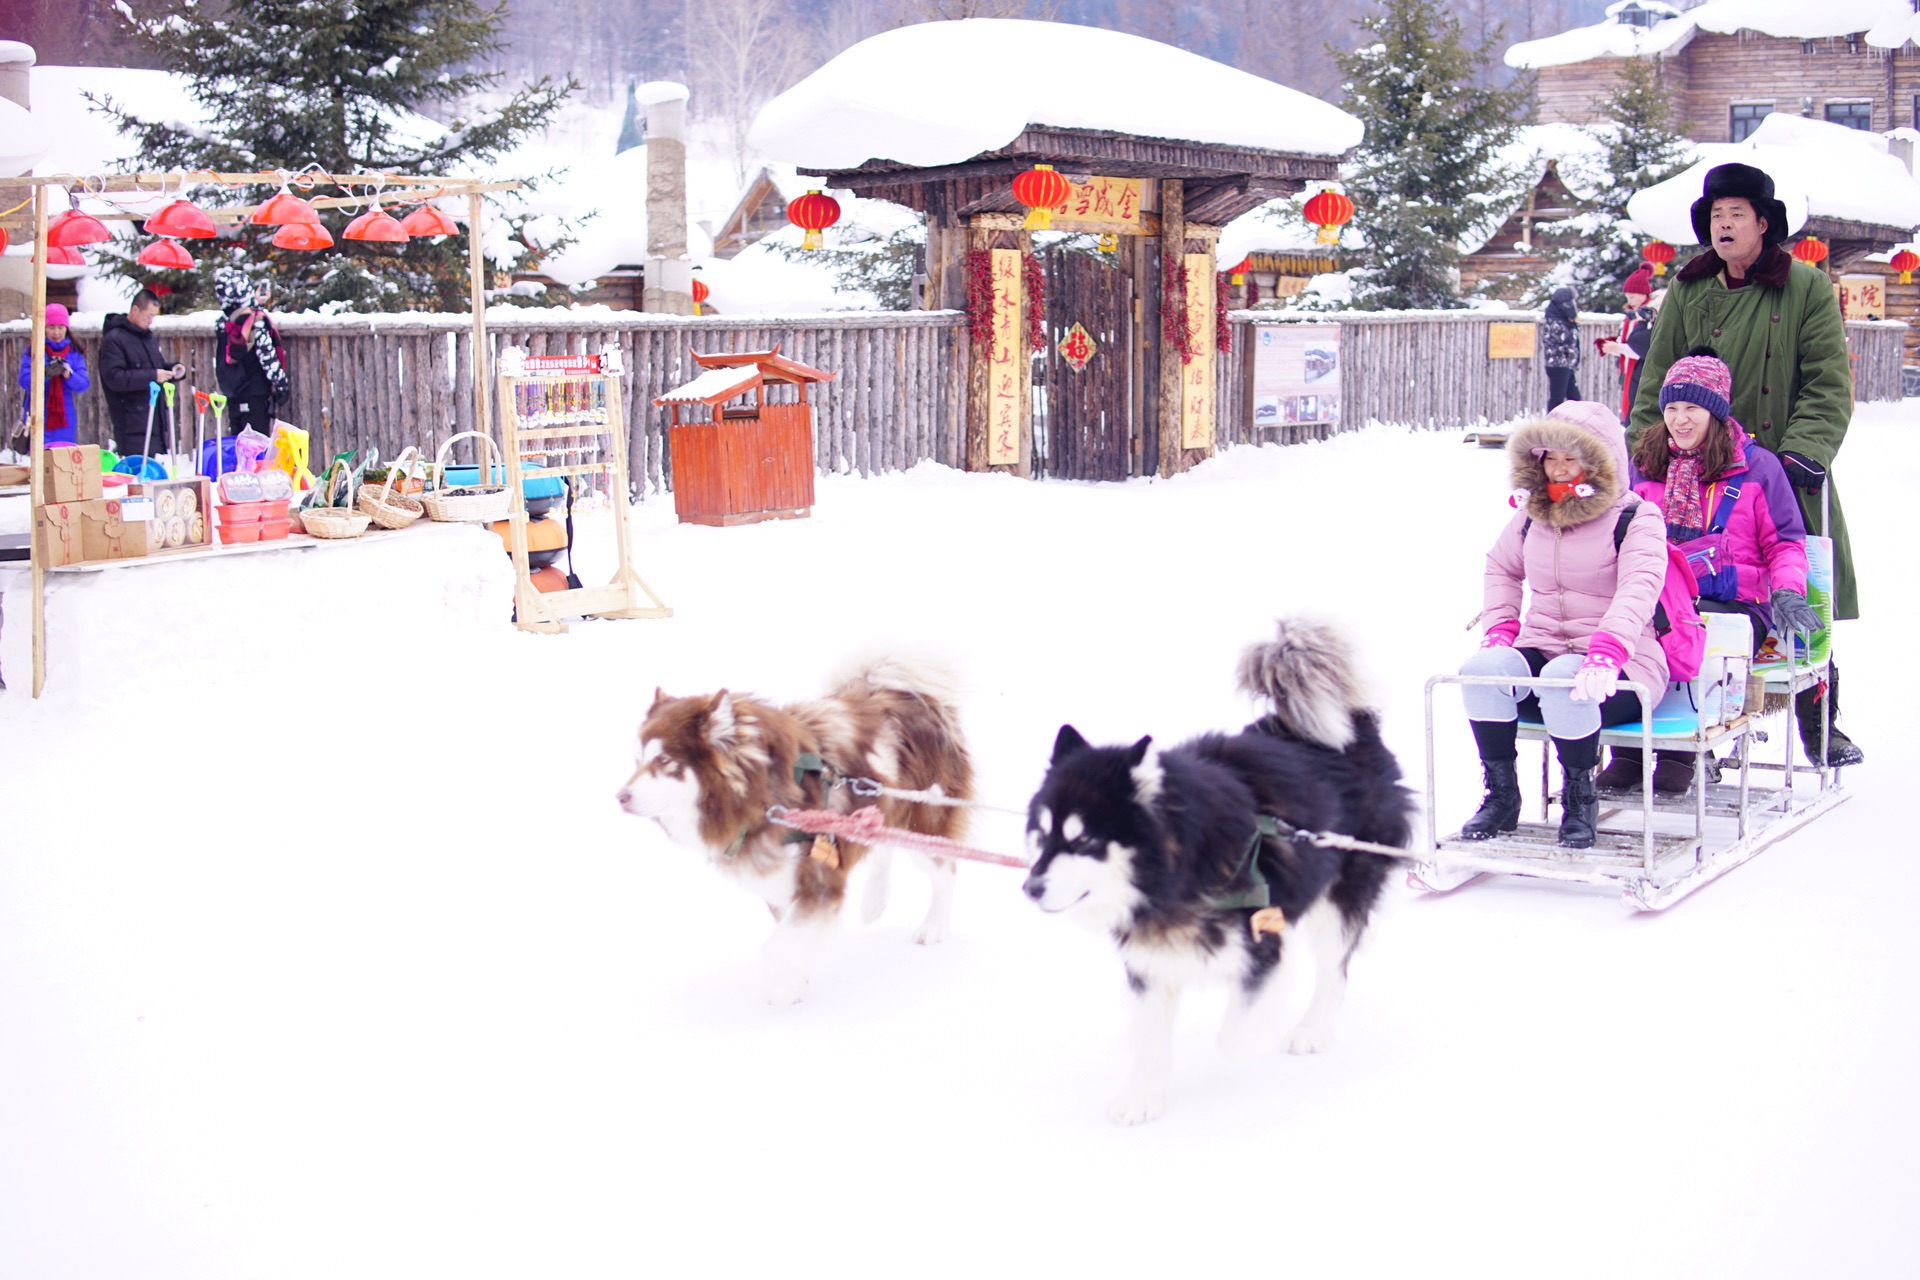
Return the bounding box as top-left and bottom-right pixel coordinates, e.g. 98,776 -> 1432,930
1039,248 -> 1133,480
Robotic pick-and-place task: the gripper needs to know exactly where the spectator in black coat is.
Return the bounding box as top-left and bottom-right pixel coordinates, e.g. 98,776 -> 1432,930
98,289 -> 186,458
1543,284 -> 1581,410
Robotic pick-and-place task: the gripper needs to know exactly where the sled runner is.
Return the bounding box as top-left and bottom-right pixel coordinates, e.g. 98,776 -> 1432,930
1415,533 -> 1846,911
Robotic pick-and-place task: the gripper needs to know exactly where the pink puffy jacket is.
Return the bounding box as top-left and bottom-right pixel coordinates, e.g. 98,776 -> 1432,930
1480,400 -> 1671,695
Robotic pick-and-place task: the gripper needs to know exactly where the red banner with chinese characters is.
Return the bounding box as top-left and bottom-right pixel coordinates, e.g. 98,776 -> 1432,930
520,353 -> 603,373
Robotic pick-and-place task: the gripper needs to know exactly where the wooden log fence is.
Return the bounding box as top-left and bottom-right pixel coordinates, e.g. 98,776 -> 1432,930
0,311 -> 972,497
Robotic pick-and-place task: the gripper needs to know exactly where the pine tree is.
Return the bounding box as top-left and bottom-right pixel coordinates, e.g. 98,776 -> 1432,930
93,0 -> 576,312
1551,58 -> 1692,305
1334,0 -> 1532,309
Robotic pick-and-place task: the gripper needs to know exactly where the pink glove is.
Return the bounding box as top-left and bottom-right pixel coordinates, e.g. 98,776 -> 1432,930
1480,619 -> 1521,649
1571,632 -> 1629,703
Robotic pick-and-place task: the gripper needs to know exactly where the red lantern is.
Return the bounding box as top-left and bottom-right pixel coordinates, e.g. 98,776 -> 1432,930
250,188 -> 323,228
1225,257 -> 1252,285
138,239 -> 196,269
0,226 -> 7,254
399,205 -> 459,237
49,209 -> 112,248
1303,189 -> 1354,246
691,278 -> 710,304
1642,240 -> 1676,276
145,199 -> 218,239
1892,249 -> 1919,285
272,221 -> 334,251
1011,164 -> 1072,230
1791,236 -> 1828,267
786,190 -> 841,251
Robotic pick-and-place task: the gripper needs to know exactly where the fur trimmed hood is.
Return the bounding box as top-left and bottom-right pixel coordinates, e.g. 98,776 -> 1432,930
1506,400 -> 1631,529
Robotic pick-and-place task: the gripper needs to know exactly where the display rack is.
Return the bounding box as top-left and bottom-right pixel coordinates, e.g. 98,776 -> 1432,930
496,349 -> 670,633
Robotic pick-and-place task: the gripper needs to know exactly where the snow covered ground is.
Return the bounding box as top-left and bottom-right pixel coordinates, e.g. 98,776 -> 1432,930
1,402 -> 1915,1278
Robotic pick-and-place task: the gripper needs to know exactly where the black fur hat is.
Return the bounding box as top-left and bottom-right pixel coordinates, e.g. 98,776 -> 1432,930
1689,163 -> 1790,248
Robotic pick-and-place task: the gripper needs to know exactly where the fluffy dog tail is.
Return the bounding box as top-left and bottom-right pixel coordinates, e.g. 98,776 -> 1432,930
1237,616 -> 1374,751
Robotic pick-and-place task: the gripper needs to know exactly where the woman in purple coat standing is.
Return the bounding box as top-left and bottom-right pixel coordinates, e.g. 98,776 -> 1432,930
1456,400 -> 1670,849
1605,348 -> 1826,791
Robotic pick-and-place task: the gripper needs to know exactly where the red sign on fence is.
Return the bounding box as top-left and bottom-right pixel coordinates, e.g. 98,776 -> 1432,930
520,353 -> 603,373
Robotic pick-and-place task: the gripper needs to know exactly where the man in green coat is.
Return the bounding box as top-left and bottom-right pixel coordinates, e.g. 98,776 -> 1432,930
1629,162 -> 1862,767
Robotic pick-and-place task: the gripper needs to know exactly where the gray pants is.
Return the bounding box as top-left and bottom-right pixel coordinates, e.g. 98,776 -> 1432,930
1458,647 -> 1604,740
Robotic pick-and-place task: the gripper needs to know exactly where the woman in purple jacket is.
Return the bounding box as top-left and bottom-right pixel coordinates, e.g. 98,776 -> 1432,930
1605,348 -> 1824,791
1456,400 -> 1670,849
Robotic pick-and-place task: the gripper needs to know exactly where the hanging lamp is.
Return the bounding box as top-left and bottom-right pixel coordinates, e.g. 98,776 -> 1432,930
49,208 -> 113,248
250,186 -> 323,227
138,240 -> 196,269
399,205 -> 459,237
145,199 -> 219,239
272,221 -> 334,251
343,202 -> 409,243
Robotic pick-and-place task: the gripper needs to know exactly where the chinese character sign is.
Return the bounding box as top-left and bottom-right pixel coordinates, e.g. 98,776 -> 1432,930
1181,252 -> 1215,450
988,248 -> 1023,466
1050,176 -> 1145,231
1058,322 -> 1098,373
1250,323 -> 1341,428
1839,274 -> 1884,320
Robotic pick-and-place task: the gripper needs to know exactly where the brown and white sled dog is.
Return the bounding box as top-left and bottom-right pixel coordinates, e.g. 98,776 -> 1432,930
1022,618 -> 1414,1124
617,658 -> 975,1005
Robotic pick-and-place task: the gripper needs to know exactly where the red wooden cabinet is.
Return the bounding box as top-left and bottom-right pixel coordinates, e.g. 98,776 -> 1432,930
657,347 -> 834,528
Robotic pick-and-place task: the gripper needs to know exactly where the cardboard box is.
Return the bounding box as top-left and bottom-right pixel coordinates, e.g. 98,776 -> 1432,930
43,444 -> 104,504
36,502 -> 81,568
76,497 -> 153,562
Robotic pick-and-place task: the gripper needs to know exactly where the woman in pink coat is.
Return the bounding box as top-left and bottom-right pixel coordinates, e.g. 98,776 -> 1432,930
1457,399 -> 1670,848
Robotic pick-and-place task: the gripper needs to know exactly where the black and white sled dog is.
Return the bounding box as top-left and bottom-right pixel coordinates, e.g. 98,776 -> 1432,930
1022,617 -> 1414,1124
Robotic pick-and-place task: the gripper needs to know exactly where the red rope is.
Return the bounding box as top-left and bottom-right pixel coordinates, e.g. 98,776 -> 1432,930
768,806 -> 1030,869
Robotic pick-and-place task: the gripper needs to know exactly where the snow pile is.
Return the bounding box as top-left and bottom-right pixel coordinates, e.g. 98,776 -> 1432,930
1505,7 -> 1697,68
1508,0 -> 1920,67
751,19 -> 1363,171
1627,114 -> 1920,243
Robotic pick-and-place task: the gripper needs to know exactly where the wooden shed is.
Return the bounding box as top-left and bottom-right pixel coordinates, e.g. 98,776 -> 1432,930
655,347 -> 835,526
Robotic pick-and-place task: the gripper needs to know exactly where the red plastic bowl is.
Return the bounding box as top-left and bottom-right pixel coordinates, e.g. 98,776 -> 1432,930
257,518 -> 292,541
216,522 -> 263,545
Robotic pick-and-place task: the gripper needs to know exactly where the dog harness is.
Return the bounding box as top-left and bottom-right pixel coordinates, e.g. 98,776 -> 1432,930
720,752 -> 838,860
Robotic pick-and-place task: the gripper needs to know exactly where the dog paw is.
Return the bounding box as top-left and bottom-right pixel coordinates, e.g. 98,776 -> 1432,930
1106,1092 -> 1166,1126
1286,1023 -> 1335,1056
910,921 -> 948,946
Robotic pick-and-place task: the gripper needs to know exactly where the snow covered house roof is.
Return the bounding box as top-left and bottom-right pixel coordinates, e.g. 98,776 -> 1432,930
1508,0 -> 1920,68
1625,114 -> 1920,244
750,19 -> 1363,172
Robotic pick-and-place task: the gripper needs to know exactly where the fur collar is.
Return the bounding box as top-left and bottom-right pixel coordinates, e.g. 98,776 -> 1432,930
1675,243 -> 1792,289
1506,418 -> 1621,528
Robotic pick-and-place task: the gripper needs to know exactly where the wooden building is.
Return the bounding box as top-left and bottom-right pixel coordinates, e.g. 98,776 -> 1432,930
1458,153 -> 1588,301
1509,0 -> 1920,142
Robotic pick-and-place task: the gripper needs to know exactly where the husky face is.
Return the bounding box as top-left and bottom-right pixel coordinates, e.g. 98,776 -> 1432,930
1022,725 -> 1151,930
618,733 -> 705,848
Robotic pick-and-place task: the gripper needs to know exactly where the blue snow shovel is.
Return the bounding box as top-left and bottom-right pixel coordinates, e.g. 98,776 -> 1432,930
114,381 -> 171,480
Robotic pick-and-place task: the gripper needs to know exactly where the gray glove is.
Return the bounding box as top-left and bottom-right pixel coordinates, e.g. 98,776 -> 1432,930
1770,588 -> 1821,637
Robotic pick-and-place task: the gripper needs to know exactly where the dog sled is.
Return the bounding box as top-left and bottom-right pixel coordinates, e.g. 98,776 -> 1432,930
1414,521 -> 1847,912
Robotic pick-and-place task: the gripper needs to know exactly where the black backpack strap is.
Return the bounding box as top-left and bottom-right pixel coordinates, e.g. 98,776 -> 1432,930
1520,516 -> 1532,540
1612,500 -> 1673,638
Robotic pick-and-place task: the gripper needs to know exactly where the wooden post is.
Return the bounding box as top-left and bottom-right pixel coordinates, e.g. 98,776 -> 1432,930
29,186 -> 48,699
467,191 -> 490,448
1156,178 -> 1184,478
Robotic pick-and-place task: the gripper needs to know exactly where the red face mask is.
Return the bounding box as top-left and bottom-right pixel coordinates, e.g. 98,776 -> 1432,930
1546,475 -> 1592,503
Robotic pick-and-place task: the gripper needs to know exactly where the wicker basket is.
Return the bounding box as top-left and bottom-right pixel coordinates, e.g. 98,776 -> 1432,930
421,431 -> 513,524
299,459 -> 373,539
357,446 -> 426,530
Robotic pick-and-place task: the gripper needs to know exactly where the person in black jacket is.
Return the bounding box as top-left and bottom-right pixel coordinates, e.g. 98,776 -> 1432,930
1542,284 -> 1580,410
98,289 -> 186,458
213,267 -> 289,435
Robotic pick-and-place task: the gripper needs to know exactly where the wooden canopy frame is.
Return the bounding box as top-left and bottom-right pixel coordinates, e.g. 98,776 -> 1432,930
10,169 -> 522,698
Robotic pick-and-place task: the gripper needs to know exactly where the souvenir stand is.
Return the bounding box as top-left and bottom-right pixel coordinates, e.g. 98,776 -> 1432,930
496,347 -> 670,633
8,168 -> 522,698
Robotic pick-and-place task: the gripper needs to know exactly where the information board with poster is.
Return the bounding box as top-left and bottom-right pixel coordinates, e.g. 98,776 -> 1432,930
1250,324 -> 1341,429
1838,274 -> 1885,320
1487,323 -> 1537,359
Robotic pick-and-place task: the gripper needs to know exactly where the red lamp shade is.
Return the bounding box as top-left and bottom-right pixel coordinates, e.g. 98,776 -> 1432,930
1303,189 -> 1355,246
1791,236 -> 1829,266
1892,249 -> 1920,284
48,245 -> 84,265
0,226 -> 7,254
1226,257 -> 1252,285
49,209 -> 113,248
786,190 -> 841,250
272,221 -> 334,251
343,209 -> 409,243
399,205 -> 460,237
138,239 -> 196,269
145,199 -> 218,239
1011,164 -> 1073,230
1641,240 -> 1676,276
250,188 -> 323,227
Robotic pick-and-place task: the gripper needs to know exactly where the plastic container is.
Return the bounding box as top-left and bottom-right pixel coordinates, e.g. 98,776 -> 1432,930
257,498 -> 289,522
257,518 -> 292,541
217,501 -> 267,525
216,521 -> 264,545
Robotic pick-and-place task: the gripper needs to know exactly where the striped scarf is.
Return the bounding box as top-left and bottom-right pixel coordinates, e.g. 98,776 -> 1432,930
1664,447 -> 1706,539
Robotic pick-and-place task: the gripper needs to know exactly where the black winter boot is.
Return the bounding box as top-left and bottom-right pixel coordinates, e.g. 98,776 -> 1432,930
1459,759 -> 1522,841
1796,665 -> 1865,769
1558,766 -> 1599,849
1652,751 -> 1697,795
1595,747 -> 1644,792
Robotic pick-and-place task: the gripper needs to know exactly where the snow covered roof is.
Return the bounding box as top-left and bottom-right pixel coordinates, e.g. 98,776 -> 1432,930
1508,0 -> 1920,68
1625,114 -> 1920,243
749,19 -> 1363,172
655,364 -> 760,405
1217,195 -> 1361,267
